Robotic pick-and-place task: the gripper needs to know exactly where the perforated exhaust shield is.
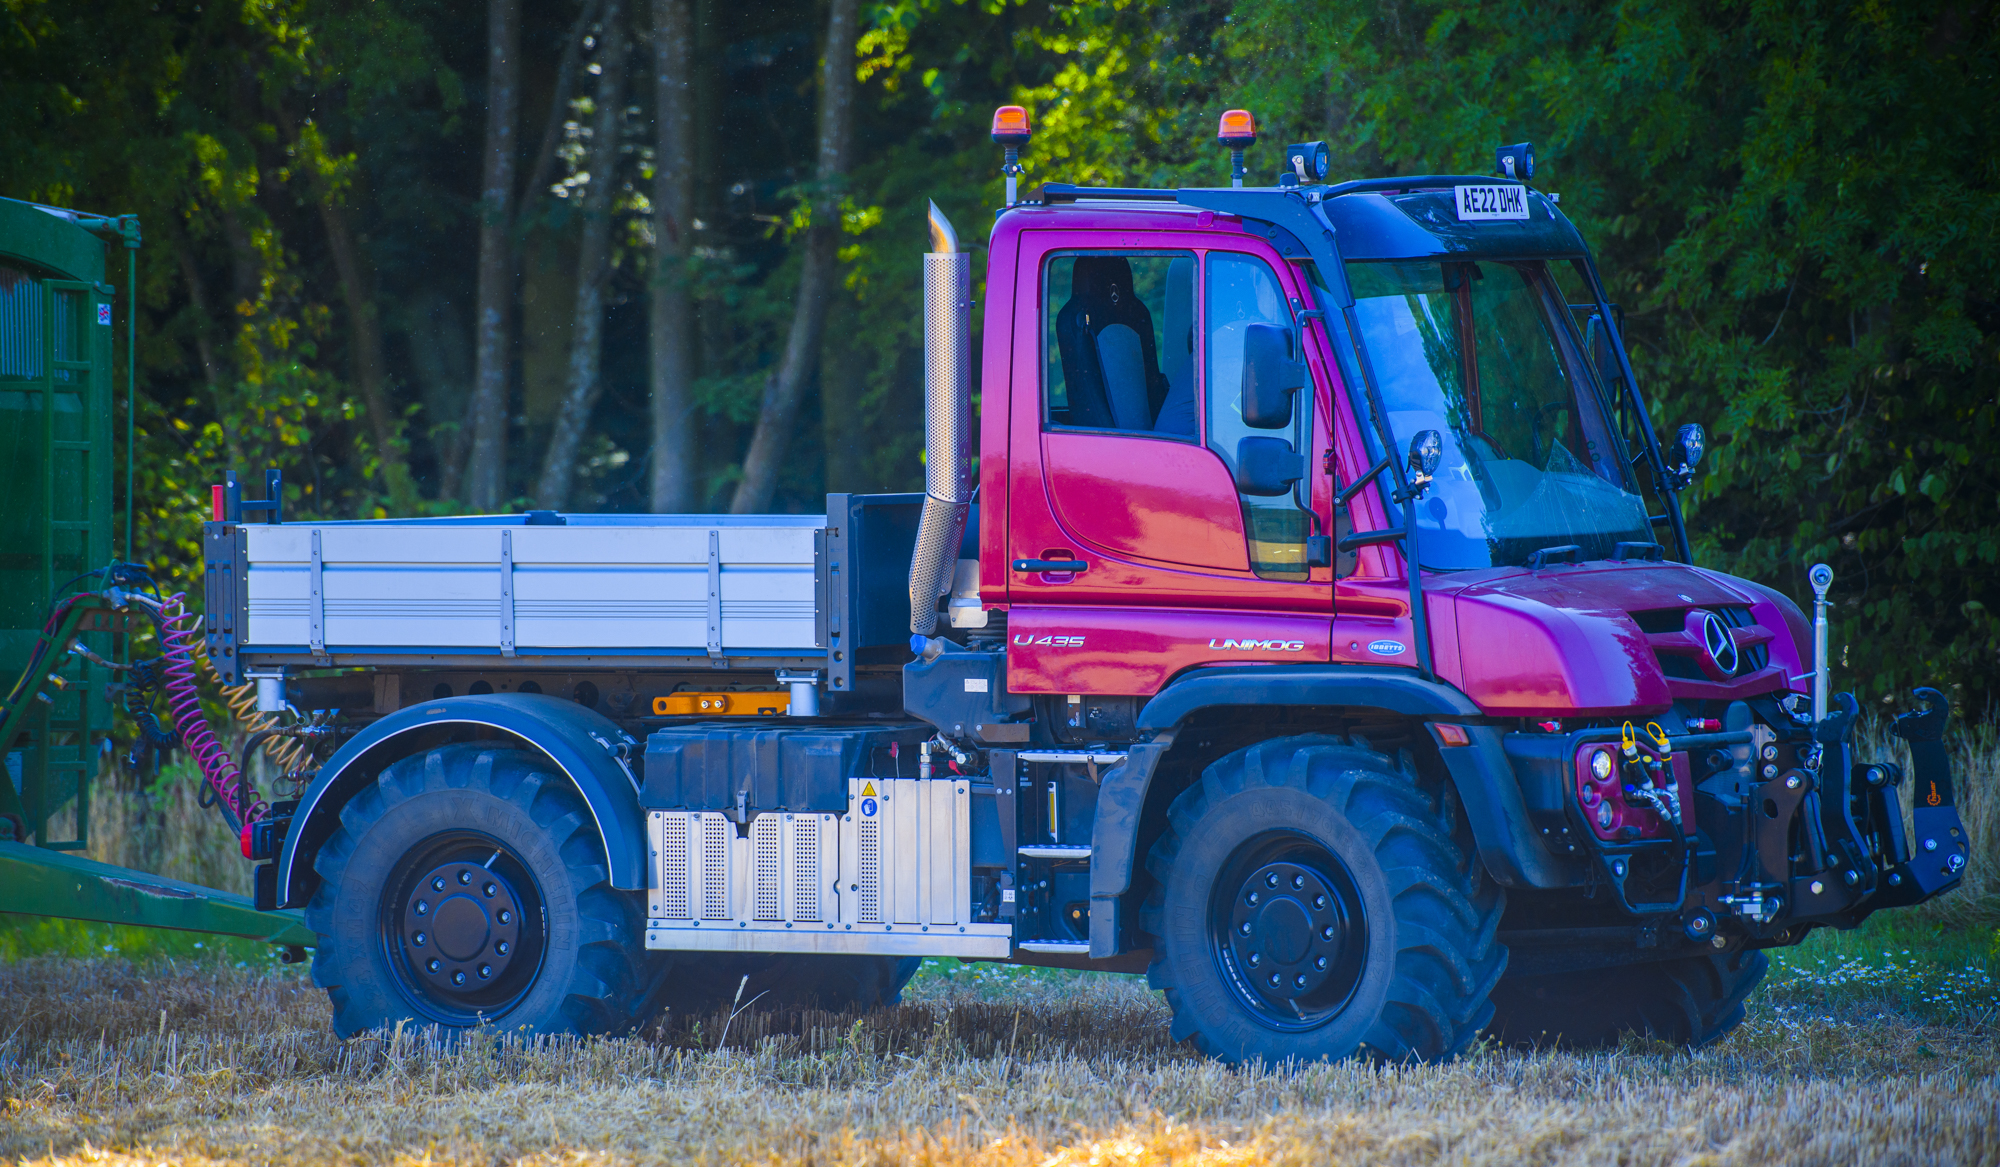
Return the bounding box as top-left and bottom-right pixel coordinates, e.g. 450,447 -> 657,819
909,202 -> 972,635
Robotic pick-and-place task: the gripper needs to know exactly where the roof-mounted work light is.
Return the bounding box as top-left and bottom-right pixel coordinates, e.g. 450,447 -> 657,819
992,105 -> 1032,205
1217,109 -> 1257,188
1282,140 -> 1330,185
1496,141 -> 1535,181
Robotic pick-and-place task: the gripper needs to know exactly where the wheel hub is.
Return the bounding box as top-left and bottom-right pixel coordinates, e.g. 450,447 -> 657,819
394,856 -> 529,1007
1228,861 -> 1347,1001
1209,831 -> 1368,1031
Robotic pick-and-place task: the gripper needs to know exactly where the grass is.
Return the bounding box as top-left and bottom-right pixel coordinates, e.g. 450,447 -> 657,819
0,719 -> 1993,1164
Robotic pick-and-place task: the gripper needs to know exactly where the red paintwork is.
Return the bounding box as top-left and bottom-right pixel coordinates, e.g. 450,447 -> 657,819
1004,607 -> 1330,695
972,200 -> 1810,714
1042,431 -> 1249,572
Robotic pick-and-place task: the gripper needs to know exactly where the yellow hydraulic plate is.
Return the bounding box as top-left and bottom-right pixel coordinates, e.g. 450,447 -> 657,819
652,691 -> 791,716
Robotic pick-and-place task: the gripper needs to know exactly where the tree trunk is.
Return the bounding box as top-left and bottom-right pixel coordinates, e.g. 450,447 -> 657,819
648,0 -> 697,513
729,0 -> 858,515
317,196 -> 419,512
461,0 -> 522,512
533,0 -> 627,510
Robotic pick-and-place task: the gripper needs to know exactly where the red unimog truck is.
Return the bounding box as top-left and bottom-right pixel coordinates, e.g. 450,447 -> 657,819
190,108 -> 1967,1063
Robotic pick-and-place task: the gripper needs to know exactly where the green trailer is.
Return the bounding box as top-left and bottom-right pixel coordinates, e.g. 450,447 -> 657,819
0,195 -> 311,949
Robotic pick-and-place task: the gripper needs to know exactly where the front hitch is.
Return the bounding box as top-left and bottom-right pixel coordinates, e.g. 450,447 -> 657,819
1873,687 -> 1970,905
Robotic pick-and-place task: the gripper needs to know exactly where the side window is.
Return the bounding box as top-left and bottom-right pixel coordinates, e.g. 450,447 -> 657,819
1044,251 -> 1196,438
1206,253 -> 1310,580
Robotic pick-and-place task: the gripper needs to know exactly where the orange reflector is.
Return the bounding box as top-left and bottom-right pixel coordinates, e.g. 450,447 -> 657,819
991,105 -> 1032,145
1433,723 -> 1471,747
1217,108 -> 1258,146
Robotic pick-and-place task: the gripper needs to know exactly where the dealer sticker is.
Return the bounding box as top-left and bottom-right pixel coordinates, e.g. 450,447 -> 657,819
1368,639 -> 1407,657
1453,184 -> 1530,220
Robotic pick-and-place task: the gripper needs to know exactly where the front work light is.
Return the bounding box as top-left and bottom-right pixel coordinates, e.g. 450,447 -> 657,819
1284,140 -> 1330,183
1590,748 -> 1615,781
1496,141 -> 1535,180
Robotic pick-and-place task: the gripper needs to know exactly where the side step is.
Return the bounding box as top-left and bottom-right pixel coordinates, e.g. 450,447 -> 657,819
1016,940 -> 1091,954
1017,750 -> 1128,765
1017,845 -> 1092,860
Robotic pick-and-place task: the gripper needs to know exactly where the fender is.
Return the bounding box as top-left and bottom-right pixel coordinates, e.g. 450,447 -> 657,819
274,694 -> 647,909
1089,666 -> 1573,953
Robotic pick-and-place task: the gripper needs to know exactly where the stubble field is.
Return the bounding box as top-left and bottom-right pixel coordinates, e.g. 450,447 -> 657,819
3,719 -> 1996,1166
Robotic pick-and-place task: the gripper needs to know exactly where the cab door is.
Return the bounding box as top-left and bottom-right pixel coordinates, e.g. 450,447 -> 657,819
1005,231 -> 1334,697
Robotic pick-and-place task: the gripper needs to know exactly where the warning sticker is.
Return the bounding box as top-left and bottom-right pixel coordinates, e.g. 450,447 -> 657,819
861,781 -> 877,796
860,797 -> 879,817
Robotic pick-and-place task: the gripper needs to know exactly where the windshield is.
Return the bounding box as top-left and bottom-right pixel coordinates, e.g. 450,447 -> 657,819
1345,259 -> 1651,570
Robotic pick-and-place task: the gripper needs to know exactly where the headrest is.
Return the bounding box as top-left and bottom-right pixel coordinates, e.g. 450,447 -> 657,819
1070,256 -> 1134,302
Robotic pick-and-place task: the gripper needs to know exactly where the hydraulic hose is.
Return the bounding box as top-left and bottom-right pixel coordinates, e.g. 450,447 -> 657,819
157,592 -> 265,851
199,650 -> 315,774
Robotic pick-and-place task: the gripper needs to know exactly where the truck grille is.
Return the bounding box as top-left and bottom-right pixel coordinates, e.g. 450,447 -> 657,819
1631,604 -> 1769,679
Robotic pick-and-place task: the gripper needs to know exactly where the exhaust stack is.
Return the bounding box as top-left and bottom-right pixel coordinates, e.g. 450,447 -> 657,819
909,202 -> 973,635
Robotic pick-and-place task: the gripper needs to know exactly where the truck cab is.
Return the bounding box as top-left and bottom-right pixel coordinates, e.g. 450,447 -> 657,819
221,111 -> 1968,1065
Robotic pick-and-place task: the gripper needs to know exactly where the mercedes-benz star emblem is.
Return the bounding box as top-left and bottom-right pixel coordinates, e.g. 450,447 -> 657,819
1700,611 -> 1739,676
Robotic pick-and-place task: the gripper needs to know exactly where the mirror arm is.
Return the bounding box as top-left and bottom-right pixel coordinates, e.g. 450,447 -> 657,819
1578,251 -> 1692,564
1335,455 -> 1394,507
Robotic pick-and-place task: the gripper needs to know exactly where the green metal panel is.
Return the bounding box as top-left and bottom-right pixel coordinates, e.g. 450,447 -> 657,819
1,199 -> 117,847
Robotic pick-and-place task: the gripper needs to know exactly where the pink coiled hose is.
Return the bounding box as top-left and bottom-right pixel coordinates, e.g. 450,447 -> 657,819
158,593 -> 265,853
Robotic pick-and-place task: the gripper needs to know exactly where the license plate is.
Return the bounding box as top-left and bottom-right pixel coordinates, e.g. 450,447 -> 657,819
1453,184 -> 1531,220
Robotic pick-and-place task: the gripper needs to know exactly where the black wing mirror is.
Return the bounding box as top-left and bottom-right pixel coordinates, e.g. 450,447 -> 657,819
1240,323 -> 1304,429
1235,436 -> 1304,496
1670,422 -> 1705,489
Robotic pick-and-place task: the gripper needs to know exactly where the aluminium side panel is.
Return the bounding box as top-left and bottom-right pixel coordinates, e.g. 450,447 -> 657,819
511,526 -> 708,649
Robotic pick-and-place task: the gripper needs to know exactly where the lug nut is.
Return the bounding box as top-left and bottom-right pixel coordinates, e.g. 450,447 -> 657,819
1265,872 -> 1280,888
1268,972 -> 1281,986
1313,895 -> 1326,910
415,900 -> 429,916
426,959 -> 441,973
413,932 -> 427,946
495,940 -> 510,955
1315,956 -> 1328,970
458,871 -> 472,885
1320,925 -> 1335,940
432,878 -> 446,892
1248,952 -> 1261,966
478,964 -> 493,979
1295,975 -> 1308,988
452,970 -> 466,986
1240,922 -> 1253,936
484,883 -> 497,898
497,910 -> 512,925
1247,891 -> 1259,905
1292,874 -> 1305,889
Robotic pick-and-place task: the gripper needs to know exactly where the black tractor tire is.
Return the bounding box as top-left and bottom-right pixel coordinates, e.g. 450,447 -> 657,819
1485,948 -> 1768,1049
307,742 -> 665,1039
649,953 -> 922,1017
1141,735 -> 1506,1065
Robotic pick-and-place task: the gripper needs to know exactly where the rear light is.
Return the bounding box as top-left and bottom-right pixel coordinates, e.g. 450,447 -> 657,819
990,105 -> 1032,145
1216,109 -> 1257,147
211,484 -> 225,521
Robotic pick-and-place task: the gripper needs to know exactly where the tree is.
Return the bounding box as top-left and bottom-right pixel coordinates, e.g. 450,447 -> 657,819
649,0 -> 698,513
729,0 -> 860,514
462,0 -> 523,512
535,0 -> 630,510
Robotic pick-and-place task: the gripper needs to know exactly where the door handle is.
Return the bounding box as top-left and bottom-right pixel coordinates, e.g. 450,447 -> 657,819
1013,558 -> 1088,573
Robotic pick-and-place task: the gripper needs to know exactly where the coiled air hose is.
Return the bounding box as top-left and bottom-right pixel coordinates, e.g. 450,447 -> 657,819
197,648 -> 316,775
157,592 -> 266,853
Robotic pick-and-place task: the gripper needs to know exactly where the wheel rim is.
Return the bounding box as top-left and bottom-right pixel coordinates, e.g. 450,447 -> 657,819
380,831 -> 547,1024
1208,829 -> 1368,1031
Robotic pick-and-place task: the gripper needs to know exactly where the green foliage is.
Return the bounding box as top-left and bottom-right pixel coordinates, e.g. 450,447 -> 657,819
1,0 -> 1992,705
